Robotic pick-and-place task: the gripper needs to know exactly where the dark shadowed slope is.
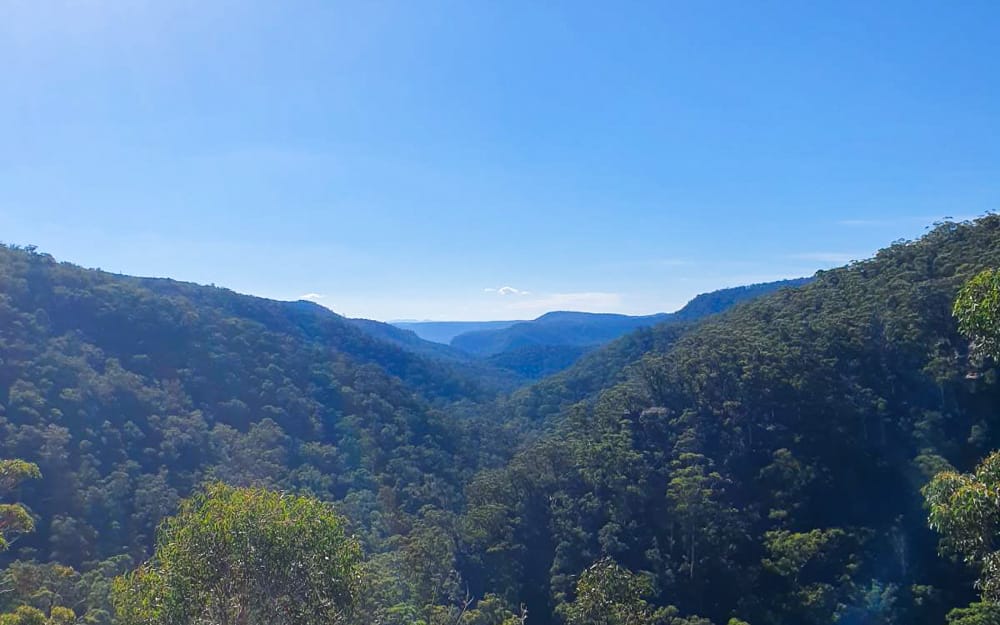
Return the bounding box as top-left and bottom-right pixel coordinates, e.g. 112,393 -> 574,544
347,317 -> 474,362
349,316 -> 525,390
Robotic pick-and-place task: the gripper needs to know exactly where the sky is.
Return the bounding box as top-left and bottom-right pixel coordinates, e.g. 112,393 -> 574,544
1,1 -> 998,321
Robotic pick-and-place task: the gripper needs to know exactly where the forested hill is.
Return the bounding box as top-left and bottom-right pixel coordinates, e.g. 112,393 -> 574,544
347,317 -> 475,363
449,278 -> 810,358
450,312 -> 672,356
668,277 -> 812,320
458,217 -> 1000,625
503,278 -> 812,424
2,218 -> 1000,625
429,279 -> 810,382
0,244 -> 512,568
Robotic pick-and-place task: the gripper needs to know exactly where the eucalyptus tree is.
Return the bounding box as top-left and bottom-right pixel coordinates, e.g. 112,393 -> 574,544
112,483 -> 362,625
0,459 -> 41,552
925,451 -> 1000,602
954,268 -> 1000,360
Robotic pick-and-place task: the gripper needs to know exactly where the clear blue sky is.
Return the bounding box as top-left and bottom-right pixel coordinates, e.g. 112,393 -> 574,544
1,1 -> 997,321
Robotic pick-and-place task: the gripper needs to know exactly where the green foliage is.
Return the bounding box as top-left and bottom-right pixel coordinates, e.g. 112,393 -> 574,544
954,268 -> 1000,360
0,558 -> 128,625
666,453 -> 740,582
497,280 -> 809,423
0,461 -> 41,494
0,242 -> 509,565
112,484 -> 362,625
457,594 -> 527,625
348,318 -> 524,389
560,559 -> 665,625
486,344 -> 592,380
2,217 -> 1000,625
462,217 -> 1000,625
762,529 -> 847,582
945,602 -> 1000,625
924,450 -> 1000,601
0,605 -> 75,625
0,606 -> 47,625
0,459 -> 40,552
560,559 -> 717,625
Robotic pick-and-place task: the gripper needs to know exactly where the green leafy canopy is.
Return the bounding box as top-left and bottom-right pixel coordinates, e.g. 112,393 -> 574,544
112,484 -> 362,625
954,268 -> 1000,360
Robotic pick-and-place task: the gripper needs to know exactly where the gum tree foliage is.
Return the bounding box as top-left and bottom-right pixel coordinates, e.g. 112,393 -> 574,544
112,484 -> 362,625
559,559 -> 721,625
560,558 -> 666,625
924,451 -> 1000,601
0,557 -> 131,625
0,460 -> 41,552
953,268 -> 1000,360
922,268 -> 1000,603
0,461 -> 76,625
944,601 -> 1000,625
0,605 -> 74,625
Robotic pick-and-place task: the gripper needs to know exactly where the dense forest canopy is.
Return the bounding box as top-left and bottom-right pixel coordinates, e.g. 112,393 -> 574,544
0,216 -> 998,625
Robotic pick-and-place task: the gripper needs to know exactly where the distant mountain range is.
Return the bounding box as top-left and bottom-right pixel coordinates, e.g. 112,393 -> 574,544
363,278 -> 812,379
396,278 -> 812,355
450,311 -> 674,356
347,317 -> 473,362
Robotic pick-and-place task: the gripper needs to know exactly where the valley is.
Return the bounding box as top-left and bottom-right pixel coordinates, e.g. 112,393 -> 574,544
0,217 -> 998,624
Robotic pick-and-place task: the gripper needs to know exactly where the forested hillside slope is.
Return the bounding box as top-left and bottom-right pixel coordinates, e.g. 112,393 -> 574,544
449,280 -> 809,358
0,246 -> 511,570
458,217 -> 1000,624
667,278 -> 812,321
502,279 -> 812,424
0,218 -> 998,625
347,317 -> 474,363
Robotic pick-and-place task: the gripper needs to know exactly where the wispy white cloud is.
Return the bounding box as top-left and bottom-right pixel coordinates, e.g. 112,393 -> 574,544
484,286 -> 531,296
299,293 -> 325,301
